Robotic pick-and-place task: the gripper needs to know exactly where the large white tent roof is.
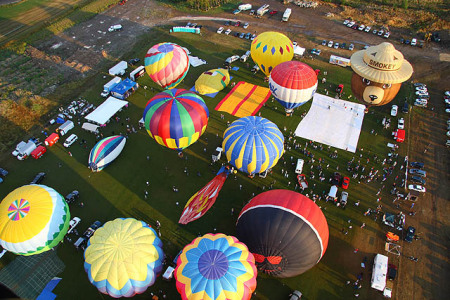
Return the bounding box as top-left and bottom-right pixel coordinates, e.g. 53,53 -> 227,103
85,97 -> 128,125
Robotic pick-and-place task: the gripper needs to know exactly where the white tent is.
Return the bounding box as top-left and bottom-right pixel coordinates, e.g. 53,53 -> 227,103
188,55 -> 207,67
294,45 -> 306,56
371,254 -> 388,291
82,122 -> 99,133
85,97 -> 128,125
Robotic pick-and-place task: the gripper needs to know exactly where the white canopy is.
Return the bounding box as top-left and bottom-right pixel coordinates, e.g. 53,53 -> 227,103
82,122 -> 99,133
294,45 -> 305,56
188,55 -> 207,67
85,97 -> 128,125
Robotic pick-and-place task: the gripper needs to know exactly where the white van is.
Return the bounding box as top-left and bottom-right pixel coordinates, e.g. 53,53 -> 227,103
328,185 -> 338,199
63,134 -> 78,148
295,159 -> 304,174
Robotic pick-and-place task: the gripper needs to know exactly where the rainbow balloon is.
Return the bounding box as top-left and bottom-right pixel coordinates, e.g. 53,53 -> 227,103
144,42 -> 190,89
143,89 -> 209,151
175,233 -> 257,300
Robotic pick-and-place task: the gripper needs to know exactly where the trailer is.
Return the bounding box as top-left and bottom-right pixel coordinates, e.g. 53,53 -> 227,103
57,120 -> 75,136
371,254 -> 388,291
329,55 -> 351,67
17,141 -> 37,160
44,133 -> 60,146
130,66 -> 145,81
240,50 -> 251,62
101,77 -> 122,97
108,61 -> 127,76
282,8 -> 292,21
31,145 -> 47,159
297,174 -> 309,190
257,4 -> 270,16
238,4 -> 252,11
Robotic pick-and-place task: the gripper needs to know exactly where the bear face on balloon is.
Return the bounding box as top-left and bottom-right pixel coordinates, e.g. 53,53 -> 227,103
350,42 -> 413,107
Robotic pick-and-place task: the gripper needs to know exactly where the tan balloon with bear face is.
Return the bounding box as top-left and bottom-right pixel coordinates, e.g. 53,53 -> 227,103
350,42 -> 413,109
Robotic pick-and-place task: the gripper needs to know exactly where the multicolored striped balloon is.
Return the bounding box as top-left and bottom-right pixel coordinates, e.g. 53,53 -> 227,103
222,116 -> 284,175
143,89 -> 209,151
144,42 -> 190,89
84,218 -> 164,298
0,185 -> 70,256
269,61 -> 318,113
88,135 -> 126,172
175,233 -> 257,300
250,31 -> 294,76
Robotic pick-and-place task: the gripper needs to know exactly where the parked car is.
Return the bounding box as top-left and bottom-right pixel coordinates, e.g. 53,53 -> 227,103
331,172 -> 342,185
269,10 -> 278,15
409,169 -> 426,177
387,264 -> 398,280
63,134 -> 78,148
347,21 -> 355,28
249,9 -> 255,16
217,27 -> 224,34
245,32 -> 251,39
233,32 -> 240,37
225,29 -> 231,35
411,38 -> 417,46
390,105 -> 398,117
289,290 -> 303,300
340,191 -> 348,207
377,29 -> 384,36
358,24 -> 365,31
373,29 -> 378,34
334,42 -> 339,49
67,217 -> 81,234
127,58 -> 140,65
402,101 -> 409,113
404,226 -> 416,242
398,118 -> 405,129
234,21 -> 241,27
408,184 -> 426,193
0,168 -> 8,177
405,39 -> 410,45
343,19 -> 350,25
239,32 -> 245,38
66,190 -> 80,204
351,24 -> 358,30
224,20 -> 231,26
327,40 -> 334,47
364,26 -> 371,32
232,9 -> 240,14
348,43 -> 354,51
342,177 -> 350,189
243,22 -> 249,29
414,82 -> 426,87
251,33 -> 256,40
340,42 -> 346,49
414,100 -> 427,107
410,161 -> 424,169
322,40 -> 327,46
31,172 -> 46,184
410,176 -> 426,185
383,32 -> 391,38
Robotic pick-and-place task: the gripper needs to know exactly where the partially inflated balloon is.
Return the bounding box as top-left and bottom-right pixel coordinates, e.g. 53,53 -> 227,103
144,42 -> 190,89
195,68 -> 230,95
250,32 -> 294,76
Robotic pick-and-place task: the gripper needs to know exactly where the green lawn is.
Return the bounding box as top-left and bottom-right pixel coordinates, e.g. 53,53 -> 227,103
0,27 -> 413,300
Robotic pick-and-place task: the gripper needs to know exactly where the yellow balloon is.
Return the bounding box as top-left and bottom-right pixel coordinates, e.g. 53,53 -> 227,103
195,68 -> 230,95
250,31 -> 294,76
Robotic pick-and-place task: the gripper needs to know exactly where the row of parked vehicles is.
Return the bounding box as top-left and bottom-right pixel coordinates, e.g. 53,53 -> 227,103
321,39 -> 355,51
343,19 -> 391,39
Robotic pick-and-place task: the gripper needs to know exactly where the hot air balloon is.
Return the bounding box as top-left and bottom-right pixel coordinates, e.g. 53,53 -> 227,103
0,185 -> 70,256
175,233 -> 257,300
236,190 -> 329,278
144,42 -> 190,89
250,31 -> 294,76
350,42 -> 413,109
84,218 -> 164,298
143,89 -> 209,151
195,68 -> 230,95
88,135 -> 126,172
269,61 -> 318,115
222,116 -> 284,176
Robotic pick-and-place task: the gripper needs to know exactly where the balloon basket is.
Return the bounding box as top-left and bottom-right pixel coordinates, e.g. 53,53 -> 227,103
177,152 -> 184,158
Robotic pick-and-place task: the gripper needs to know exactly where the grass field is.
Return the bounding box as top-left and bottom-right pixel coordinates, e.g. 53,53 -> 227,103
0,25 -> 415,299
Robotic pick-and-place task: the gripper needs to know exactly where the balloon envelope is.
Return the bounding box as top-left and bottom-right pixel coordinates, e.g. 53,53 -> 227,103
175,233 -> 257,300
269,61 -> 318,112
250,31 -> 294,76
0,184 -> 70,255
143,89 -> 209,151
236,190 -> 329,278
88,135 -> 126,172
144,42 -> 189,89
84,218 -> 164,298
222,116 -> 284,175
195,68 -> 230,95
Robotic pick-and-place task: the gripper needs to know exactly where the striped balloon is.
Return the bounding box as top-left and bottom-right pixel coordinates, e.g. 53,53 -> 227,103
144,42 -> 190,89
269,61 -> 318,113
88,135 -> 126,172
143,89 -> 209,151
222,116 -> 284,175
